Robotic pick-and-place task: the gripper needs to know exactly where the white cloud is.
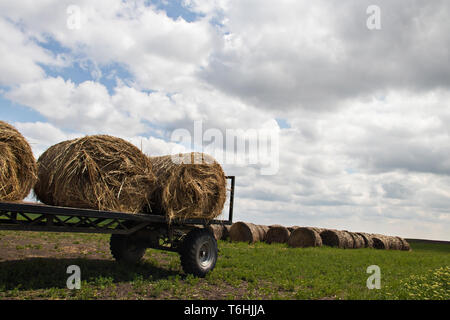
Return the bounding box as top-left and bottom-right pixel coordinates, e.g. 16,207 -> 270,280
13,121 -> 82,157
1,0 -> 218,92
196,0 -> 450,110
0,18 -> 67,86
224,89 -> 450,240
6,76 -> 276,139
6,77 -> 148,136
1,1 -> 450,241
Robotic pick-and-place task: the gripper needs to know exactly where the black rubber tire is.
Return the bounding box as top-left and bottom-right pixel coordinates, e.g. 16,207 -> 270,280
180,228 -> 218,277
110,234 -> 146,265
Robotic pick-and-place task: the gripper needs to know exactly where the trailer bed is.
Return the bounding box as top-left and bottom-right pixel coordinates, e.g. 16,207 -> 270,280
0,176 -> 235,235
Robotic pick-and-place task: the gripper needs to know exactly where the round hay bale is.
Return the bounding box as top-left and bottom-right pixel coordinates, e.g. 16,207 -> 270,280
34,135 -> 155,213
342,230 -> 355,248
268,224 -> 282,229
320,229 -> 354,248
287,226 -> 300,233
265,225 -> 290,244
33,140 -> 67,205
371,234 -> 390,250
310,227 -> 325,234
385,236 -> 403,250
148,152 -> 226,222
396,237 -> 411,251
287,227 -> 323,248
357,232 -> 374,248
256,225 -> 270,242
221,225 -> 231,240
208,224 -> 225,241
229,222 -> 262,243
348,232 -> 365,249
0,121 -> 37,201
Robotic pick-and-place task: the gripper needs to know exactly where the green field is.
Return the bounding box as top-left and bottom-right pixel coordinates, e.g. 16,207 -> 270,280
0,230 -> 448,300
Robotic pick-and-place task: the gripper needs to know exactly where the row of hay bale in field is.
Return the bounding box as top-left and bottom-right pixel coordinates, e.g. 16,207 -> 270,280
290,227 -> 411,250
0,121 -> 227,222
205,222 -> 269,243
222,221 -> 410,251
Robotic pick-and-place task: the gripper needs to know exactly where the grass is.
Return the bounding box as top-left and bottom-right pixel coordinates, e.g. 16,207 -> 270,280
0,230 -> 448,300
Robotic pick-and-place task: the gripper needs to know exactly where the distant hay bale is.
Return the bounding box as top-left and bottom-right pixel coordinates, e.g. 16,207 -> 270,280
396,237 -> 411,251
229,222 -> 265,243
371,234 -> 390,250
265,225 -> 290,244
385,236 -> 403,250
148,152 -> 226,222
342,231 -> 355,248
208,224 -> 225,241
320,229 -> 354,249
256,225 -> 270,242
348,232 -> 365,249
287,226 -> 300,233
357,232 -> 374,248
0,121 -> 37,201
310,227 -> 325,234
287,227 -> 323,248
34,135 -> 155,213
370,235 -> 411,251
222,225 -> 231,240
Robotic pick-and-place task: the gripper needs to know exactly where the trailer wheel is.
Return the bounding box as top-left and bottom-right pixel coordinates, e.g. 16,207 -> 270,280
180,228 -> 218,277
110,234 -> 146,265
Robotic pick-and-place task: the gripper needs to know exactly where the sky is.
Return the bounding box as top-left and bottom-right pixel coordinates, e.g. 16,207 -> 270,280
1,0 -> 449,240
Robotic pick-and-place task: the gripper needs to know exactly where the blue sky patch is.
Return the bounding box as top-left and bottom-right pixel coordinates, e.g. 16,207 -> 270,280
41,60 -> 135,95
146,0 -> 203,22
276,118 -> 291,129
0,95 -> 46,123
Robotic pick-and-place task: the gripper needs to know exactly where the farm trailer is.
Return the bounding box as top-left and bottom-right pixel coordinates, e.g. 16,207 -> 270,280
0,176 -> 235,277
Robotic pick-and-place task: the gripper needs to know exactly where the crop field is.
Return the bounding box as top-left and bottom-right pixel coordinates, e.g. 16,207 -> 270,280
0,230 -> 448,300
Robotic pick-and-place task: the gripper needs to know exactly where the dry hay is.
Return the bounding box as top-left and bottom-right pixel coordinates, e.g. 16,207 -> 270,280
0,121 -> 37,201
229,222 -> 266,243
342,231 -> 355,248
348,232 -> 365,249
320,229 -> 354,249
256,225 -> 270,242
356,232 -> 374,248
370,234 -> 410,251
385,236 -> 402,250
148,152 -> 226,222
208,224 -> 225,241
287,226 -> 300,233
265,225 -> 290,244
222,225 -> 231,240
309,227 -> 325,234
287,227 -> 323,248
371,234 -> 390,250
396,237 -> 411,251
34,135 -> 155,213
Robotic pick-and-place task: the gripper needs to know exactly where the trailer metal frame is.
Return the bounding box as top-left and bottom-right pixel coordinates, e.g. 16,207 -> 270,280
0,176 -> 235,276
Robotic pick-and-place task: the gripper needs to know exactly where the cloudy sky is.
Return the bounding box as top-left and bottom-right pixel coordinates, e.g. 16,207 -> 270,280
1,0 -> 449,240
